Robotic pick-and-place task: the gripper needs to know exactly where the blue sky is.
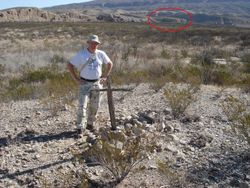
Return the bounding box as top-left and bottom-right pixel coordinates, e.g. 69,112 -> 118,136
0,0 -> 92,10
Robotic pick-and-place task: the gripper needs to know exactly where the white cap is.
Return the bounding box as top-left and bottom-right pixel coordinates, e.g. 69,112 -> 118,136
87,34 -> 101,44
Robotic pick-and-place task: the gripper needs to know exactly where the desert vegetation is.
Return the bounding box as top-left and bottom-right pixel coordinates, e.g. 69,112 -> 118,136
0,22 -> 250,187
1,22 -> 250,102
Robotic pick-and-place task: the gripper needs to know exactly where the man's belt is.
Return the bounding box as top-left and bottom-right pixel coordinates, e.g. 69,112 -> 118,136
81,77 -> 99,82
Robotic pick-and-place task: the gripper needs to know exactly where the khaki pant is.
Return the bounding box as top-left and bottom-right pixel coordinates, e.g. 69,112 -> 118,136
76,81 -> 102,129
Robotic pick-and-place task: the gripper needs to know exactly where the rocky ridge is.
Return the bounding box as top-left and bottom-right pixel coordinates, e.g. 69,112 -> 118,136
0,83 -> 249,187
0,7 -> 144,23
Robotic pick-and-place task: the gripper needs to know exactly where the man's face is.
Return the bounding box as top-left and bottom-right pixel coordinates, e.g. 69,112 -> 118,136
88,41 -> 99,51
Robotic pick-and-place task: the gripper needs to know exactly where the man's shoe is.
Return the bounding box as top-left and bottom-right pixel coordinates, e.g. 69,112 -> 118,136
76,128 -> 85,139
76,128 -> 84,134
86,124 -> 96,132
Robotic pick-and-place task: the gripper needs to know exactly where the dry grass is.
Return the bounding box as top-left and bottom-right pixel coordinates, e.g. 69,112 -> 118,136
0,22 -> 250,102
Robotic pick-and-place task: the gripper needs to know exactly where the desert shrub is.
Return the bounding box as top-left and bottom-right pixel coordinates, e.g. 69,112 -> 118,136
19,62 -> 35,75
221,95 -> 250,144
161,48 -> 171,59
148,63 -> 181,90
149,77 -> 167,92
191,49 -> 234,85
40,72 -> 77,116
75,128 -> 157,187
240,34 -> 250,48
22,68 -> 54,83
164,84 -> 198,119
212,68 -> 235,86
5,84 -> 36,101
238,113 -> 250,144
182,65 -> 202,85
3,64 -> 76,104
0,63 -> 5,75
131,43 -> 138,57
241,52 -> 250,73
121,45 -> 131,63
240,74 -> 250,93
220,95 -> 246,122
138,48 -> 156,60
3,75 -> 39,101
190,50 -> 241,86
50,54 -> 66,64
208,48 -> 231,59
181,49 -> 188,58
111,70 -> 148,86
0,64 -> 5,98
8,77 -> 23,88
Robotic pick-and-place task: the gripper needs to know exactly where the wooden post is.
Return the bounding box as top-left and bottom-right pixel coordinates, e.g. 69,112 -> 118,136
90,79 -> 133,131
107,77 -> 116,130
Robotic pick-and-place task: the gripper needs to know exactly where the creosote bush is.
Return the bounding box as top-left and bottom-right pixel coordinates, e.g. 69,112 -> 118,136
74,128 -> 157,187
221,95 -> 250,144
164,84 -> 198,119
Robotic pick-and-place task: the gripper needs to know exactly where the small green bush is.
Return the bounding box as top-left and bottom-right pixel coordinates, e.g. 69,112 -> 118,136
6,84 -> 36,101
50,54 -> 66,64
241,53 -> 250,73
23,68 -> 54,83
164,85 -> 198,119
161,48 -> 171,59
40,72 -> 77,116
191,50 -> 236,85
0,63 -> 5,75
181,49 -> 188,58
213,68 -> 234,86
221,95 -> 246,122
240,74 -> 250,93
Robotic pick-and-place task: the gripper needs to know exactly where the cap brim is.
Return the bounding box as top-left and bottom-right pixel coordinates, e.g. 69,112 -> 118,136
88,40 -> 100,44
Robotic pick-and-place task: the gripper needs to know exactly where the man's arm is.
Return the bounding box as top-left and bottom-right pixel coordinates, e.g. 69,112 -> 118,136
102,61 -> 113,78
67,62 -> 81,84
100,61 -> 113,84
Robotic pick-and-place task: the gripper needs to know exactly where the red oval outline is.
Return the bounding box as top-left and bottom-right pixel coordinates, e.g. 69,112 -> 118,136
147,7 -> 193,32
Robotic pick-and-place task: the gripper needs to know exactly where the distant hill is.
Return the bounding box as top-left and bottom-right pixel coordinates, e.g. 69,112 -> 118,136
45,0 -> 250,26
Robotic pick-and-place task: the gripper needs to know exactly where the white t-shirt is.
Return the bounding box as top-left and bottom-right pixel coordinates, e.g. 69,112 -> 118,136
70,48 -> 111,80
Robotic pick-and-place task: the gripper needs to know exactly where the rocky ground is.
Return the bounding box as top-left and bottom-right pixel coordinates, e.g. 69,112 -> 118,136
0,83 -> 249,188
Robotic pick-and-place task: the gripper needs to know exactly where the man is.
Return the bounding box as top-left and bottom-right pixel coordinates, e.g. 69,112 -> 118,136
67,34 -> 113,134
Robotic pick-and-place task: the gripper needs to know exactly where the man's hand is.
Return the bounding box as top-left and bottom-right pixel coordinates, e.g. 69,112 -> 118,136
74,77 -> 85,85
67,63 -> 85,85
100,76 -> 107,85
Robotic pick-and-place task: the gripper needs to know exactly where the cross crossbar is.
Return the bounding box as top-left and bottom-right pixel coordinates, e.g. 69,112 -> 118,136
90,78 -> 133,130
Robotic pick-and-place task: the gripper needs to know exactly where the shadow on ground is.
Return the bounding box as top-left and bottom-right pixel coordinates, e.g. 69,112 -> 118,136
187,149 -> 250,186
0,130 -> 79,148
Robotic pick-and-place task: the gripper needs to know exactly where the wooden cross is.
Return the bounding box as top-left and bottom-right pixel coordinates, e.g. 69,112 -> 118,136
91,77 -> 133,130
